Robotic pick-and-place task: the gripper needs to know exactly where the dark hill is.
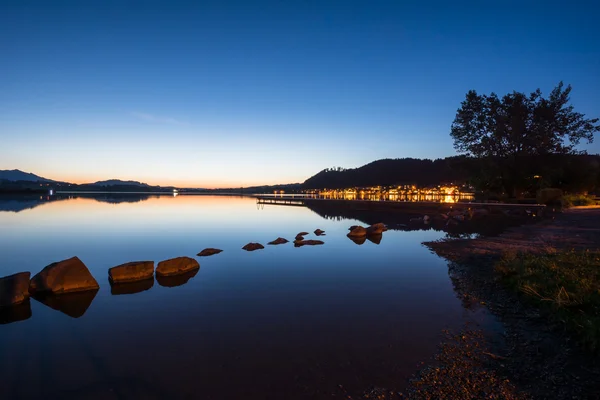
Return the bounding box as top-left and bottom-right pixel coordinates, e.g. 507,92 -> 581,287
303,157 -> 471,189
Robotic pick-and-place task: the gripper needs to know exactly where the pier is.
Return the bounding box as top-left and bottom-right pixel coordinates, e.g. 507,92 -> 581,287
255,195 -> 547,214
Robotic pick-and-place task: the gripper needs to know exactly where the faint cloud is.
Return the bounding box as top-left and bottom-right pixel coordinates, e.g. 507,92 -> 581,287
131,112 -> 189,126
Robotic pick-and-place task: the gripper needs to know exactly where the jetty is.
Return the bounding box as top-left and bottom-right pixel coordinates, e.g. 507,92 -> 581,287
255,194 -> 546,215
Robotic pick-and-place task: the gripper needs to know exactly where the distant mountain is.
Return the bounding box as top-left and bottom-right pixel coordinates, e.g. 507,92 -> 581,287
90,179 -> 150,187
0,169 -> 55,182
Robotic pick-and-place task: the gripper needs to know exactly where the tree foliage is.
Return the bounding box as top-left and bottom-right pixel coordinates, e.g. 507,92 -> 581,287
451,82 -> 599,158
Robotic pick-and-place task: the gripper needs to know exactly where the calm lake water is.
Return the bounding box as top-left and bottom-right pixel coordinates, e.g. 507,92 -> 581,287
0,194 -> 498,399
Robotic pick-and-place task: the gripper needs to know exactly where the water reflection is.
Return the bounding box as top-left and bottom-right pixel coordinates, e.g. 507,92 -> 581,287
367,234 -> 383,245
33,290 -> 98,318
0,299 -> 32,324
110,278 -> 155,295
156,268 -> 198,288
348,235 -> 367,245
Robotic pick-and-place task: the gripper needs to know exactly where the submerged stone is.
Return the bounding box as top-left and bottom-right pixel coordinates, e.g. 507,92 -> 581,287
367,234 -> 383,245
109,261 -> 154,283
156,257 -> 199,277
0,272 -> 31,308
294,239 -> 324,247
29,257 -> 99,295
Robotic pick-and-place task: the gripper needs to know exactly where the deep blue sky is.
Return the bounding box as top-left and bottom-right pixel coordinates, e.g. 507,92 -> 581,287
1,0 -> 599,187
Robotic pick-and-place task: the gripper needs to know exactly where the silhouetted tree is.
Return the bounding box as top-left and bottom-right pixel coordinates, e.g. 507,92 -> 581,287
451,82 -> 600,196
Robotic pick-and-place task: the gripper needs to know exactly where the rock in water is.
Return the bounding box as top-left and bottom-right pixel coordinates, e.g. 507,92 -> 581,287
295,234 -> 305,241
294,240 -> 324,247
156,257 -> 199,277
0,272 -> 31,308
109,261 -> 154,283
297,232 -> 309,236
29,257 -> 99,294
347,226 -> 368,237
197,248 -> 223,257
268,237 -> 289,245
314,229 -> 325,236
242,243 -> 264,251
366,223 -> 387,235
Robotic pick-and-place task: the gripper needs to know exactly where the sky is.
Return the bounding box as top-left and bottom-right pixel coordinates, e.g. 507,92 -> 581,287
1,0 -> 599,188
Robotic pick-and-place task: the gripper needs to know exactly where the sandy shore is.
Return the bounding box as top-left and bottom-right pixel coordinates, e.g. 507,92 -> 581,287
401,207 -> 600,399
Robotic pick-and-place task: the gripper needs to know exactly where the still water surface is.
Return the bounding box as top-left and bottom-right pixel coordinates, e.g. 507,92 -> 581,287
0,194 -> 495,399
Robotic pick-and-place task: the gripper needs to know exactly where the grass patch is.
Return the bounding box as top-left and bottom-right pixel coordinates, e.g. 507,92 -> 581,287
561,194 -> 597,208
495,250 -> 600,353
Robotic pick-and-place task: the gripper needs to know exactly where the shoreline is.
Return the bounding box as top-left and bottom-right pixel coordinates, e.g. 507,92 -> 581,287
409,207 -> 600,399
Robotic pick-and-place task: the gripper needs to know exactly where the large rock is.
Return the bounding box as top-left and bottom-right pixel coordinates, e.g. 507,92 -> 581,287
109,261 -> 154,283
366,223 -> 387,235
242,243 -> 264,251
197,248 -> 223,257
268,237 -> 289,245
156,257 -> 199,277
0,272 -> 31,308
347,226 -> 367,237
29,257 -> 99,294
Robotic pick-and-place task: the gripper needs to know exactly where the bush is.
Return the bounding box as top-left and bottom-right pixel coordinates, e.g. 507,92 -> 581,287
561,194 -> 597,208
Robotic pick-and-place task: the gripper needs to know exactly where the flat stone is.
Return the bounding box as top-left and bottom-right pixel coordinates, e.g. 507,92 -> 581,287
297,232 -> 309,236
268,237 -> 289,245
0,272 -> 31,308
109,261 -> 154,283
29,257 -> 99,295
242,243 -> 264,251
197,248 -> 223,257
156,257 -> 199,277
